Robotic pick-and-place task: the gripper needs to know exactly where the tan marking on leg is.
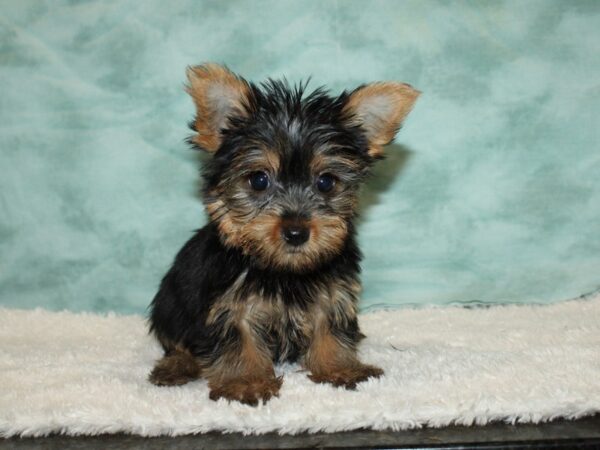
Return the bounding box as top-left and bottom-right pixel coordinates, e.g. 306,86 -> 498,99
205,302 -> 282,406
148,348 -> 201,386
304,287 -> 383,389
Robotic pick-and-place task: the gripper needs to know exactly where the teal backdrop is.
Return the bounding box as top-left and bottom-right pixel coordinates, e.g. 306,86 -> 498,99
0,0 -> 598,314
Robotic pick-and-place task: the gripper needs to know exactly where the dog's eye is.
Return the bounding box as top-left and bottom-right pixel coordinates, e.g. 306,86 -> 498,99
316,173 -> 336,193
248,171 -> 270,191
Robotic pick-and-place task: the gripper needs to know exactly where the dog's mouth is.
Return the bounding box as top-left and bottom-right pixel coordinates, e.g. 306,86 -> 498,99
284,247 -> 304,255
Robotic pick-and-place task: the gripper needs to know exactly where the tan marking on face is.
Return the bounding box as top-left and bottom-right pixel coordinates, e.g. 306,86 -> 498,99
309,220 -> 320,241
269,218 -> 283,244
231,145 -> 281,174
207,180 -> 349,271
263,148 -> 281,174
232,212 -> 348,272
309,152 -> 327,175
205,196 -> 227,222
310,152 -> 362,175
219,213 -> 243,248
305,214 -> 347,259
205,197 -> 247,249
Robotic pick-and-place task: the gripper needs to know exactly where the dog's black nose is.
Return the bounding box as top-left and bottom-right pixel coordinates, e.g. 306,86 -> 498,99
282,225 -> 310,246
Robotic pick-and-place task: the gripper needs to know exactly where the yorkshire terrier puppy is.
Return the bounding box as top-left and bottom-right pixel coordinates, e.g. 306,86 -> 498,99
148,63 -> 419,405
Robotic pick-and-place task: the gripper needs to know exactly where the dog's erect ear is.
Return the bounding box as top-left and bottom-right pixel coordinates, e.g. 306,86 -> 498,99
343,82 -> 420,158
186,63 -> 252,152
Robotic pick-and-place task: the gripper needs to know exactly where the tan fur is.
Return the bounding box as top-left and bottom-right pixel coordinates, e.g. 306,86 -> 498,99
205,197 -> 245,249
201,275 -> 283,403
208,202 -> 350,272
304,320 -> 383,389
206,281 -> 300,357
303,281 -> 382,389
326,277 -> 361,328
208,376 -> 283,406
343,82 -> 420,157
306,214 -> 348,263
240,212 -> 348,272
230,145 -> 281,174
148,348 -> 201,386
203,310 -> 274,383
204,296 -> 282,405
186,64 -> 251,152
204,271 -> 249,330
310,151 -> 363,175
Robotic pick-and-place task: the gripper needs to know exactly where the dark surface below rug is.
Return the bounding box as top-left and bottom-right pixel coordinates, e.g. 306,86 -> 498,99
2,414 -> 599,450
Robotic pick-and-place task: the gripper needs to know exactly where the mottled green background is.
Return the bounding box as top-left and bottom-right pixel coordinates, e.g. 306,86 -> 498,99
1,0 -> 599,314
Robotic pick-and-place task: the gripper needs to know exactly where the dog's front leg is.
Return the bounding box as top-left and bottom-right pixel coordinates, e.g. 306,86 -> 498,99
203,311 -> 281,406
304,326 -> 383,389
303,285 -> 383,389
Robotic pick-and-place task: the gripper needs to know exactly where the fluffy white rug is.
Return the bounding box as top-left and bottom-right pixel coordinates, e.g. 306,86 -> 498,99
1,294 -> 599,437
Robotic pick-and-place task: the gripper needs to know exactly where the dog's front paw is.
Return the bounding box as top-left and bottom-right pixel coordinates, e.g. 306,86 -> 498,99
149,352 -> 201,386
308,364 -> 383,390
208,376 -> 283,406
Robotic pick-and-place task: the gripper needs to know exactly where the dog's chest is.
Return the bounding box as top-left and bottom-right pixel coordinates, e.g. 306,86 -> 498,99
214,269 -> 326,359
242,284 -> 318,362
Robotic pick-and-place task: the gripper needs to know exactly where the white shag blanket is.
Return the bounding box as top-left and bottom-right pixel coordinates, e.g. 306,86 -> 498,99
1,294 -> 599,437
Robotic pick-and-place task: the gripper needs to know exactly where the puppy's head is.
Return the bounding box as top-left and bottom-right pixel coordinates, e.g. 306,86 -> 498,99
186,63 -> 419,272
